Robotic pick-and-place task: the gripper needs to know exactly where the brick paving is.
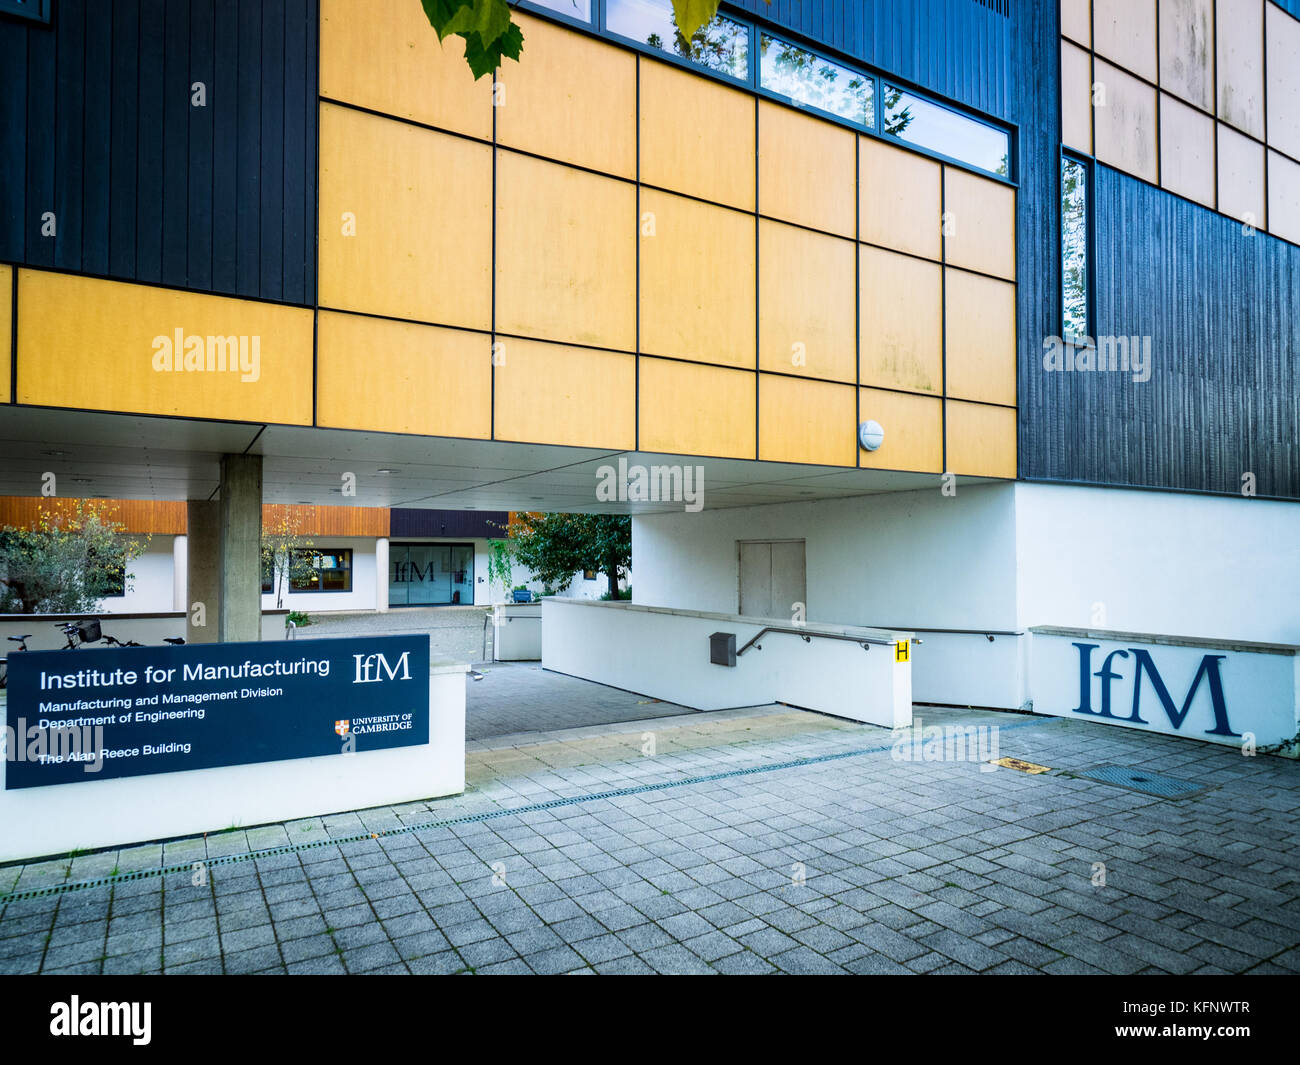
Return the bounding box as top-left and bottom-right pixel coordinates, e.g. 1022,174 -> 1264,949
1,690 -> 1298,975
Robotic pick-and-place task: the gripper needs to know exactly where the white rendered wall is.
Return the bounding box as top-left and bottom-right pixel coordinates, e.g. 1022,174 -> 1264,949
543,599 -> 912,728
1014,484 -> 1300,645
632,485 -> 1019,631
262,537 -> 377,614
96,539 -> 176,614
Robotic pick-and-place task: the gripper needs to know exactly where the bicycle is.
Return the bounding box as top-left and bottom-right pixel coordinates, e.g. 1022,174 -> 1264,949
58,620 -> 184,649
0,633 -> 32,690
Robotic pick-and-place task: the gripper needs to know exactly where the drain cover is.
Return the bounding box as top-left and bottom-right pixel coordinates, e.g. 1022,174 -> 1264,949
1077,764 -> 1207,799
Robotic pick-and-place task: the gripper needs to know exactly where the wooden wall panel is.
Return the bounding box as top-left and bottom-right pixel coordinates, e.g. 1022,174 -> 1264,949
497,14 -> 636,178
1158,0 -> 1214,112
319,0 -> 490,139
858,137 -> 942,260
316,311 -> 490,439
758,102 -> 856,237
638,358 -> 756,459
1215,0 -> 1265,139
0,265 -> 10,404
318,103 -> 492,329
946,400 -> 1017,478
945,268 -> 1017,407
1093,0 -> 1158,82
639,191 -> 756,368
859,246 -> 943,395
857,388 -> 943,472
639,59 -> 756,211
1217,124 -> 1267,228
16,270 -> 314,424
1093,60 -> 1159,185
759,221 -> 856,383
496,152 -> 636,350
1060,40 -> 1094,155
494,339 -> 635,450
944,167 -> 1016,280
758,375 -> 856,466
1159,94 -> 1216,208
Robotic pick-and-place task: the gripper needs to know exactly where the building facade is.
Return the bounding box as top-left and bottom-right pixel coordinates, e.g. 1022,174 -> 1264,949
0,1 -> 1297,730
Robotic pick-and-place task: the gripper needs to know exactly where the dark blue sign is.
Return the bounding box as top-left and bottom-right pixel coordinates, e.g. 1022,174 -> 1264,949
3,635 -> 430,789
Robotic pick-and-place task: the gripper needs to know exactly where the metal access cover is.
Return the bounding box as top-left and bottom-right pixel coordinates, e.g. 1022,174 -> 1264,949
1077,764 -> 1207,799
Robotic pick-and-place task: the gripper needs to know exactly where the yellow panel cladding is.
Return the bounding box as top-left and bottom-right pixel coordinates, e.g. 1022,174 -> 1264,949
495,338 -> 635,449
1216,0 -> 1265,139
1216,125 -> 1266,229
857,388 -> 943,472
1060,0 -> 1092,45
496,152 -> 636,350
1093,60 -> 1159,184
946,400 -> 1017,478
638,358 -> 755,459
319,0 -> 491,138
859,245 -> 942,395
640,190 -> 756,369
944,268 -> 1017,408
316,311 -> 490,438
1266,4 -> 1300,161
1160,94 -> 1216,208
497,13 -> 636,179
859,136 -> 942,260
943,168 -> 1016,281
759,220 -> 855,383
639,58 -> 756,211
1093,0 -> 1157,82
1060,40 -> 1094,155
319,103 -> 492,329
759,375 -> 856,466
0,265 -> 10,403
758,101 -> 856,237
1159,0 -> 1214,112
17,271 -> 312,423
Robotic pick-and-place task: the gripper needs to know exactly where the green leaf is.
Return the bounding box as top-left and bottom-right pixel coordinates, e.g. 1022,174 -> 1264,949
459,19 -> 524,80
671,0 -> 722,41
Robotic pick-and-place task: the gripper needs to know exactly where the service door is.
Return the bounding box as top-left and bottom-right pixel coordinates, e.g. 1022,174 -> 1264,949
738,539 -> 806,619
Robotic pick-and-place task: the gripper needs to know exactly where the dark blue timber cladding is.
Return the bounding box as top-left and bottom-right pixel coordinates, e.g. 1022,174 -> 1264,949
0,0 -> 317,306
390,510 -> 512,540
727,0 -> 1012,121
1024,164 -> 1300,499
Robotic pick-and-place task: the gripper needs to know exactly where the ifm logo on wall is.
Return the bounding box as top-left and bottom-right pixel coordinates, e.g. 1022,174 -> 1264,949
1070,642 -> 1238,738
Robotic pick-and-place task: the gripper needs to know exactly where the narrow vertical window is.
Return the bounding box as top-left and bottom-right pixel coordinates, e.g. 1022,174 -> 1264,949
1061,155 -> 1089,341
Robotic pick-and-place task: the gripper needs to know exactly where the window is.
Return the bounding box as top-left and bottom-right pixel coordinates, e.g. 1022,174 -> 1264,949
882,86 -> 1010,177
759,35 -> 874,126
583,569 -> 597,581
1061,154 -> 1090,341
605,0 -> 749,80
0,0 -> 51,25
265,549 -> 354,594
525,0 -> 591,22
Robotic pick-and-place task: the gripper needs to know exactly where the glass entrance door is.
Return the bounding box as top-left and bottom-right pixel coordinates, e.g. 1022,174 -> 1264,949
389,544 -> 475,606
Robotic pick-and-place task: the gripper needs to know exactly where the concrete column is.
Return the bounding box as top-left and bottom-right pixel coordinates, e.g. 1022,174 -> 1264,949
172,534 -> 188,612
375,537 -> 390,613
218,453 -> 263,643
186,502 -> 221,644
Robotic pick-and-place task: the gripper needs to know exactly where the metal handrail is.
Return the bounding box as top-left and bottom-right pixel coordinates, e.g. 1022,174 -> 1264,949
736,626 -> 898,657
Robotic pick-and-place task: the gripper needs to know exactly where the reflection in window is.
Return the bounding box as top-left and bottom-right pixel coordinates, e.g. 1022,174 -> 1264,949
525,0 -> 592,21
882,86 -> 1009,176
759,35 -> 874,125
606,0 -> 749,80
1061,156 -> 1089,341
